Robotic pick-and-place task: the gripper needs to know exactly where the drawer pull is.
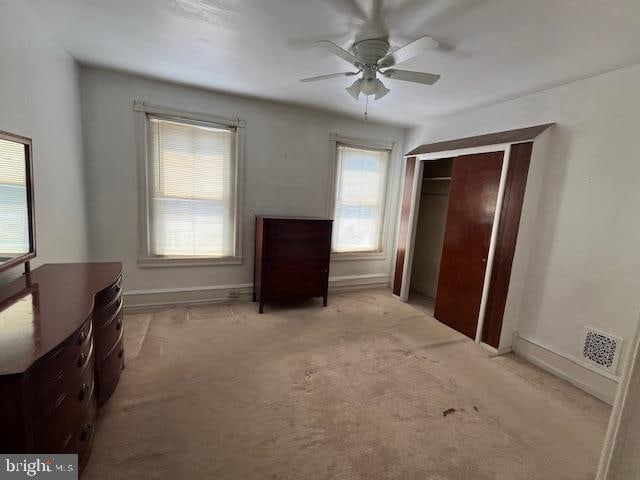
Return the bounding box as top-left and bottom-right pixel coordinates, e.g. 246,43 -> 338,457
77,331 -> 87,346
116,317 -> 123,331
77,352 -> 87,368
78,383 -> 89,401
79,423 -> 93,442
118,348 -> 124,359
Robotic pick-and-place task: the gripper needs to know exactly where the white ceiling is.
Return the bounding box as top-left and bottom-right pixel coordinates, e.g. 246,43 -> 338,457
24,0 -> 640,127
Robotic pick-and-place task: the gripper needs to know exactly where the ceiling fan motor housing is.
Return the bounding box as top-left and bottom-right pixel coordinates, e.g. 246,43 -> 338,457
352,38 -> 390,66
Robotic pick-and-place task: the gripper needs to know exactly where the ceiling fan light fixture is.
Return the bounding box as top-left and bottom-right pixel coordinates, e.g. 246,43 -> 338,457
346,78 -> 362,99
360,77 -> 379,96
374,80 -> 390,100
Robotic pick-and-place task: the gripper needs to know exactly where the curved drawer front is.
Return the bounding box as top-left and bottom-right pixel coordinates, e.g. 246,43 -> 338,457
97,335 -> 124,408
33,348 -> 96,453
95,276 -> 122,309
32,349 -> 95,425
64,395 -> 97,458
95,308 -> 124,363
32,319 -> 93,392
94,293 -> 123,329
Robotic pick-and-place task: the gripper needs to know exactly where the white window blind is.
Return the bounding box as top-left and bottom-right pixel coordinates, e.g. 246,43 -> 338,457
147,115 -> 236,257
333,144 -> 389,253
0,139 -> 28,256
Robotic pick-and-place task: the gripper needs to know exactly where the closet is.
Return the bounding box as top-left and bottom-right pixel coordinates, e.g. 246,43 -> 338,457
408,153 -> 503,340
393,124 -> 553,351
409,159 -> 452,308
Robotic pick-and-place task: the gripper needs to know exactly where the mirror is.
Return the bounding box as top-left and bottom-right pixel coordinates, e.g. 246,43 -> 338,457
0,131 -> 35,273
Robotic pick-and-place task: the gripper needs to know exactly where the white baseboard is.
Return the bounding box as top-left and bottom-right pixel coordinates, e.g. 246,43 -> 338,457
328,273 -> 390,292
479,342 -> 513,356
123,273 -> 390,313
513,334 -> 620,405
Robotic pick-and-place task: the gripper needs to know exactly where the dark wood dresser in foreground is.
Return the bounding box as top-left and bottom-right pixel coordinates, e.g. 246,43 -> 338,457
254,216 -> 333,313
0,263 -> 124,471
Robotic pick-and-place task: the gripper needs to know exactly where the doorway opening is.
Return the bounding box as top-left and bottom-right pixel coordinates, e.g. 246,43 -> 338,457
408,158 -> 452,317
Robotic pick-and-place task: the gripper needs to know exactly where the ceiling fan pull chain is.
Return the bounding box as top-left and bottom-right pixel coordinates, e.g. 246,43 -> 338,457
364,94 -> 369,121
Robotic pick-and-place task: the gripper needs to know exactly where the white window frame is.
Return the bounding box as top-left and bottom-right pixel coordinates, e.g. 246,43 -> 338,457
327,132 -> 395,261
134,100 -> 245,267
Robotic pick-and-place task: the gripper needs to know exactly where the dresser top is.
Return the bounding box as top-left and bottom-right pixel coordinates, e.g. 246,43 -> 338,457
0,262 -> 122,376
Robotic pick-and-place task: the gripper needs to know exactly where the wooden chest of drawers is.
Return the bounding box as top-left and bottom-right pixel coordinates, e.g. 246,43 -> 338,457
0,263 -> 123,472
254,216 -> 333,313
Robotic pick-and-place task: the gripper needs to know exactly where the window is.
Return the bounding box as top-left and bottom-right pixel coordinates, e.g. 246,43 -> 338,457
0,138 -> 29,256
139,107 -> 243,264
332,144 -> 390,253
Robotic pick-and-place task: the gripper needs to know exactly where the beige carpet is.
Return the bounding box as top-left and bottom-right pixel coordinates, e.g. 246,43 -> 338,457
84,289 -> 610,480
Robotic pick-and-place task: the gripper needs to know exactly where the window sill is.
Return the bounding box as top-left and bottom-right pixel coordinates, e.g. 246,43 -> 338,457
331,251 -> 387,262
138,256 -> 243,268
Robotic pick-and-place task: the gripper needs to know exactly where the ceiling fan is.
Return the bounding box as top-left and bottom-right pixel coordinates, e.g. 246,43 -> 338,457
300,35 -> 441,100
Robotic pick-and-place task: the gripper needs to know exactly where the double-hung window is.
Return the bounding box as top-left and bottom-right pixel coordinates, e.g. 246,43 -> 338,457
0,139 -> 28,256
139,106 -> 243,265
332,143 -> 390,254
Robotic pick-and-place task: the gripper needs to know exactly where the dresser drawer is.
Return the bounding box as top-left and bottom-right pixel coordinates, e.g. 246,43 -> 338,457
267,221 -> 331,241
95,276 -> 122,309
33,354 -> 96,453
264,259 -> 328,277
96,336 -> 124,407
95,309 -> 124,363
264,275 -> 325,299
32,320 -> 93,391
32,347 -> 95,425
64,395 -> 97,459
94,292 -> 123,328
267,238 -> 330,260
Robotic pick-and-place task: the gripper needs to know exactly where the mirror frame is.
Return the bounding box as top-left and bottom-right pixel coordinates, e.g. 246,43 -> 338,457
0,130 -> 36,274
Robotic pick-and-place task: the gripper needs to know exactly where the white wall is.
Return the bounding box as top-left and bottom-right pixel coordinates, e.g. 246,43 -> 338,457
0,0 -> 88,283
410,180 -> 450,298
80,68 -> 405,305
405,64 -> 640,396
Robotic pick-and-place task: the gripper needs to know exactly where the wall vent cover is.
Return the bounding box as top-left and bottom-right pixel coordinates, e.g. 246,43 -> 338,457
582,327 -> 622,373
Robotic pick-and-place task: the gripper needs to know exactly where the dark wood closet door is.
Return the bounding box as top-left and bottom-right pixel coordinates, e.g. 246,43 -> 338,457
434,151 -> 504,339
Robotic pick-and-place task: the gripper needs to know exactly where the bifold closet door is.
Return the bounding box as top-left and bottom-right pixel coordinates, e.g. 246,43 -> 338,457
434,151 -> 503,339
393,156 -> 417,296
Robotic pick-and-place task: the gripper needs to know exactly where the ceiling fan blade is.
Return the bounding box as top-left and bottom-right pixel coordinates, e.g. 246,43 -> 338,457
384,0 -> 441,30
300,72 -> 359,83
377,36 -> 439,68
386,0 -> 480,36
381,69 -> 441,85
325,0 -> 368,21
315,40 -> 362,67
370,0 -> 384,23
